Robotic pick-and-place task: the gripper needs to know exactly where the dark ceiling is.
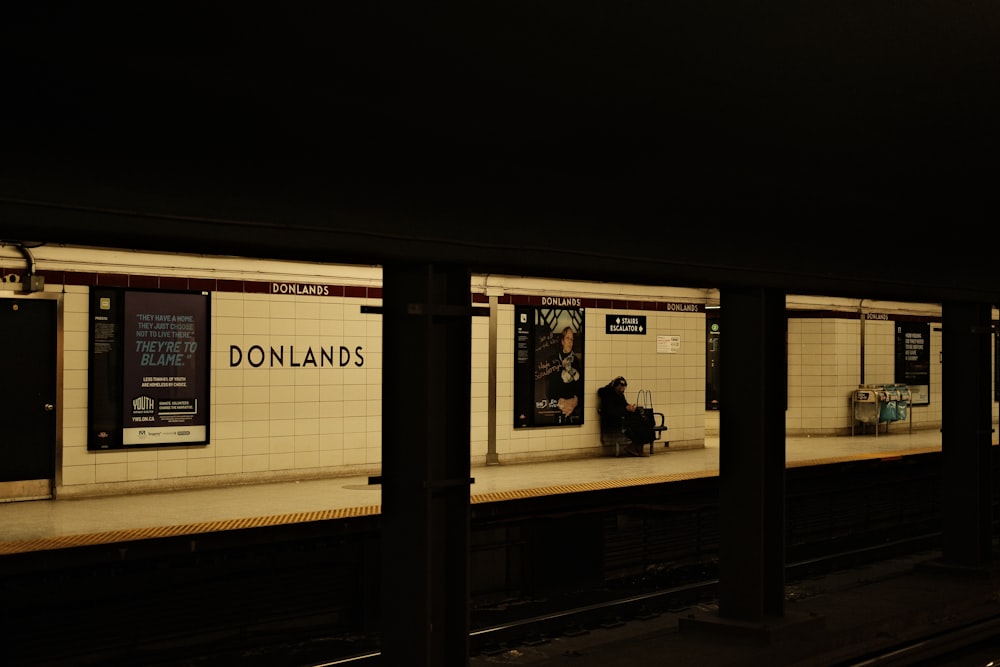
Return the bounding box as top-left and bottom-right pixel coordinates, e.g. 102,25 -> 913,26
2,3 -> 998,302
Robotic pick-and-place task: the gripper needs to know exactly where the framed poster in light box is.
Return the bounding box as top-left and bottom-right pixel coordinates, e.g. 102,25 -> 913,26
513,304 -> 585,428
894,320 -> 930,406
89,288 -> 211,450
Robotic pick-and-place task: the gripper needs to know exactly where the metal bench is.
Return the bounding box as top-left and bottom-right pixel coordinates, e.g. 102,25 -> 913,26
598,386 -> 668,456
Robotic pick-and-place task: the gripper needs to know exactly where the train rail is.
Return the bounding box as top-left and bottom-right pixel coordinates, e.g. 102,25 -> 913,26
4,451 -> 995,666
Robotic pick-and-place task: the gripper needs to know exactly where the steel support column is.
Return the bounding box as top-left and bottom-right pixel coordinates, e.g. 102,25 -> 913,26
940,301 -> 993,567
718,286 -> 787,620
380,262 -> 472,666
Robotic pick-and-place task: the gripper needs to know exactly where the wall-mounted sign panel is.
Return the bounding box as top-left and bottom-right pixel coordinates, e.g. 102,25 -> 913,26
657,335 -> 680,353
895,321 -> 930,406
706,317 -> 720,409
514,304 -> 585,428
89,288 -> 211,450
606,314 -> 646,334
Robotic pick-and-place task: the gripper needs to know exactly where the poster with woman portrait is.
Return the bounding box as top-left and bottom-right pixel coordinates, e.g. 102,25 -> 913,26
514,303 -> 585,427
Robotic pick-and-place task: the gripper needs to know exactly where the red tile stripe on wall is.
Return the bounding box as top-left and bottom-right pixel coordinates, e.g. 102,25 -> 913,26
40,270 -> 385,299
35,270 -> 748,313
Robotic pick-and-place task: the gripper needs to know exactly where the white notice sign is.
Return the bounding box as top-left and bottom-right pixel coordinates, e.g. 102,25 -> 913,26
657,335 -> 680,354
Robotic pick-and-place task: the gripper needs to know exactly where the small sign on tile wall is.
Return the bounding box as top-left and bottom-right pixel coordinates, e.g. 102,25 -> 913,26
657,335 -> 680,353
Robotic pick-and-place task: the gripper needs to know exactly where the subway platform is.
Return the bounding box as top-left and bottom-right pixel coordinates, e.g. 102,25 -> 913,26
0,429 -> 946,556
5,428 -> 1000,667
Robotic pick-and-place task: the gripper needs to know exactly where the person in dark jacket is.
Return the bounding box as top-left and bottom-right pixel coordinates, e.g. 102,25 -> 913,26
597,376 -> 652,457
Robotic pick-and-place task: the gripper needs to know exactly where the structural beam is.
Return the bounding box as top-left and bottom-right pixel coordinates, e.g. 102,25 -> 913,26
717,286 -> 788,620
380,262 -> 472,666
940,301 -> 994,568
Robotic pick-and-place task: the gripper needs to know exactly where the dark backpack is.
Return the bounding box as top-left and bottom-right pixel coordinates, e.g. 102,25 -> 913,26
623,409 -> 655,445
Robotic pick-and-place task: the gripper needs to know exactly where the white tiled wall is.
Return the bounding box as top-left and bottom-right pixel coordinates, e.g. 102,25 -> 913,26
705,315 -> 961,436
785,317 -> 948,436
60,286 -> 92,488
787,317 -> 864,434
482,304 -> 707,465
862,319 -> 945,431
59,285 -> 384,494
21,246 -> 992,497
210,291 -> 384,478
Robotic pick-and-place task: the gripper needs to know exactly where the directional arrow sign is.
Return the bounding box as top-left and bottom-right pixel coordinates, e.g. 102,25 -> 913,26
606,314 -> 647,334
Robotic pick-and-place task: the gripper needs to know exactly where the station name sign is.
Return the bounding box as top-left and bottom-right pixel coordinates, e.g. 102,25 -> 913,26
540,296 -> 582,307
606,314 -> 646,334
272,282 -> 331,296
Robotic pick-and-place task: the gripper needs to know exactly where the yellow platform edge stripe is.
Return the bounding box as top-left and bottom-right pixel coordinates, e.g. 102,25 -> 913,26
0,445 -> 975,556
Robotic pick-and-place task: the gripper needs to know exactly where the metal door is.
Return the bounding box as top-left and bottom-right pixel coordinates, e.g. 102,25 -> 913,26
0,295 -> 58,499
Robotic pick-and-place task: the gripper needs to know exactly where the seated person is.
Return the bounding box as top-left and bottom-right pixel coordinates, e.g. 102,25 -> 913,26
597,376 -> 653,457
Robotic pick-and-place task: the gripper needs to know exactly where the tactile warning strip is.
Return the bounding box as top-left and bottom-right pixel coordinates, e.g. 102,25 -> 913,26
470,470 -> 718,504
787,446 -> 940,468
0,446 -> 958,556
0,505 -> 382,556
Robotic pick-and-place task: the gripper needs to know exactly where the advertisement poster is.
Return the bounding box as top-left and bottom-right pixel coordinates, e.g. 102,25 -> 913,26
894,320 -> 930,406
514,303 -> 585,428
89,288 -> 210,449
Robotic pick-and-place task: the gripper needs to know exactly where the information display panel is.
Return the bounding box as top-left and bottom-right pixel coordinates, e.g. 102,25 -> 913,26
513,304 -> 585,428
895,320 -> 930,406
89,288 -> 210,450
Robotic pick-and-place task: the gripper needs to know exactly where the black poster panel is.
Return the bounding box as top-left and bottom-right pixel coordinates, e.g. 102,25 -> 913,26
895,320 -> 930,405
513,304 -> 585,427
706,315 -> 720,410
88,288 -> 211,450
514,305 -> 535,428
123,291 -> 210,446
88,288 -> 124,449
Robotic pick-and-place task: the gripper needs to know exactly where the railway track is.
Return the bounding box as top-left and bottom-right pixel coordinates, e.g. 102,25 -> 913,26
3,452 -> 991,666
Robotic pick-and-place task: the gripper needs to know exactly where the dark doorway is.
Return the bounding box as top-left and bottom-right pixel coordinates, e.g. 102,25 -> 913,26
0,295 -> 58,500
